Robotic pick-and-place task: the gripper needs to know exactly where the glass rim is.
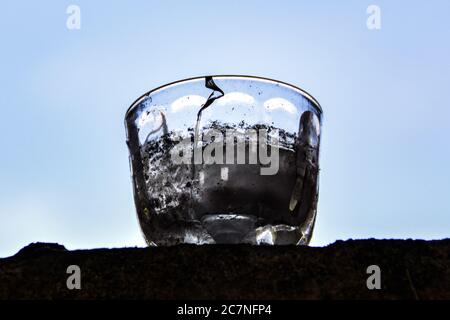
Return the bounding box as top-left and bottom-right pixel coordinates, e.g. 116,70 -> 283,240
125,75 -> 323,119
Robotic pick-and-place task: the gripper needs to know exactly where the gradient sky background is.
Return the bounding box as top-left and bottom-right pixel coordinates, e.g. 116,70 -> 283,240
1,1 -> 449,257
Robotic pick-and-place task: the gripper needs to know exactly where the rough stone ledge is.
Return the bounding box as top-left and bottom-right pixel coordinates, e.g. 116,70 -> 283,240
0,239 -> 449,300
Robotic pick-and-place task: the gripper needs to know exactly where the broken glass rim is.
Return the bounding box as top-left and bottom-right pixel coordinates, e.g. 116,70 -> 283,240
125,75 -> 323,120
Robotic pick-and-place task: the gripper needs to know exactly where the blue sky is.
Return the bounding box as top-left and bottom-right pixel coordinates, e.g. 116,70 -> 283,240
1,1 -> 449,257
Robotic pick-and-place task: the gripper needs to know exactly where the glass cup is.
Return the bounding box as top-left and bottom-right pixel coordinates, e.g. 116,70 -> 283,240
125,75 -> 322,245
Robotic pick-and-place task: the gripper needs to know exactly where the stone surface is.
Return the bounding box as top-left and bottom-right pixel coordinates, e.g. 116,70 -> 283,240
0,239 -> 449,299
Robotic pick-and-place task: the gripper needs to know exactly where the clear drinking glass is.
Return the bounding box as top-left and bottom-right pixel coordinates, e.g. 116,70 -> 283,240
125,75 -> 322,245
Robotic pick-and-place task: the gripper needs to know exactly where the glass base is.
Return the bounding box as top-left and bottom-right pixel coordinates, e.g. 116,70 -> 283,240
202,214 -> 257,244
144,213 -> 310,246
